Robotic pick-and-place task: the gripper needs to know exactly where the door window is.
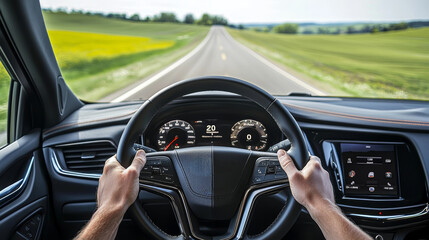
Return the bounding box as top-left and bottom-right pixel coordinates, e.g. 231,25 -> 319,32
0,60 -> 10,147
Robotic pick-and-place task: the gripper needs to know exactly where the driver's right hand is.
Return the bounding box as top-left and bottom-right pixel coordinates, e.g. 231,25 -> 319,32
277,149 -> 335,211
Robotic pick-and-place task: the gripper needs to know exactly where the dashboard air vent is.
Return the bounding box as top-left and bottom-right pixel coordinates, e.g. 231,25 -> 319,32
60,141 -> 117,174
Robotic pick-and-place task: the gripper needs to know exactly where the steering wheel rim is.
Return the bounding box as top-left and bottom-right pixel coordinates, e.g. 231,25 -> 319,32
117,76 -> 309,239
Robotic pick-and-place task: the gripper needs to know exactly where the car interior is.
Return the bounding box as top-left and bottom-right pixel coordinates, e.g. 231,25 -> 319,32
0,0 -> 428,240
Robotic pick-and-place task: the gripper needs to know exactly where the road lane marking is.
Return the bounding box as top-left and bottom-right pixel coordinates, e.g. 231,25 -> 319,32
222,28 -> 326,96
221,53 -> 227,61
111,28 -> 215,102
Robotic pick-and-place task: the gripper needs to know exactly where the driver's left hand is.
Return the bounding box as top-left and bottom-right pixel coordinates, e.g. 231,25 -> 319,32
97,150 -> 146,216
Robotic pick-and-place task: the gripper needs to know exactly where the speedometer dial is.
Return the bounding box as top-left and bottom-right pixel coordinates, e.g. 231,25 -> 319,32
230,119 -> 268,150
157,120 -> 196,151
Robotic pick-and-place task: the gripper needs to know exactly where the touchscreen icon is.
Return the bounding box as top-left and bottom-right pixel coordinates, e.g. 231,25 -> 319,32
385,172 -> 392,178
369,187 -> 375,192
348,170 -> 355,178
368,172 -> 375,178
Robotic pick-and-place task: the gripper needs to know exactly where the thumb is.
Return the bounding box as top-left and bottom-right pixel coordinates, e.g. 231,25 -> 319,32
129,150 -> 146,173
277,149 -> 298,178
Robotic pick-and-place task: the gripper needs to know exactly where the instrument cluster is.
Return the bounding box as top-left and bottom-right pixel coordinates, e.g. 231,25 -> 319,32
154,118 -> 269,151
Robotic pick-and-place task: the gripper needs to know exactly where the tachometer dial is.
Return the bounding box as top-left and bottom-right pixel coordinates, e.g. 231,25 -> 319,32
230,119 -> 268,150
157,120 -> 196,151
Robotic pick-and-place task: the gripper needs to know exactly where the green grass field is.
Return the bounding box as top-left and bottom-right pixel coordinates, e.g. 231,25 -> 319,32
0,62 -> 9,145
228,28 -> 429,100
43,12 -> 209,101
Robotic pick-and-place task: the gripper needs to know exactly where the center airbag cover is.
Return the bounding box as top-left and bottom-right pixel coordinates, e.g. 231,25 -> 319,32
174,146 -> 253,220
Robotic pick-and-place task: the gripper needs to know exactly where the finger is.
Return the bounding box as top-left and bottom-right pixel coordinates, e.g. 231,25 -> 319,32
103,155 -> 121,172
310,155 -> 322,164
129,150 -> 146,173
277,149 -> 298,177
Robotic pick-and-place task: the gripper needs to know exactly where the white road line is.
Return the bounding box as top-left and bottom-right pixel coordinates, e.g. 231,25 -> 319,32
221,53 -> 227,61
222,28 -> 326,96
111,28 -> 215,102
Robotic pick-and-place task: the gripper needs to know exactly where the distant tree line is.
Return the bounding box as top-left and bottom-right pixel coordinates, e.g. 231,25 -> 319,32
42,8 -> 228,26
301,21 -> 426,35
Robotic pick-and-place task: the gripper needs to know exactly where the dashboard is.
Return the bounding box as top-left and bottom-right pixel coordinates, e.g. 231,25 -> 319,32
42,94 -> 429,240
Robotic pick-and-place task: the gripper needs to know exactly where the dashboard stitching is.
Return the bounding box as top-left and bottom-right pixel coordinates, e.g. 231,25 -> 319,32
285,103 -> 429,126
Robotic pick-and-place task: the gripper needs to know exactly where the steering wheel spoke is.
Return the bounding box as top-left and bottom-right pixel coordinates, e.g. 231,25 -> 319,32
136,182 -> 191,239
236,183 -> 291,239
249,152 -> 288,186
139,152 -> 180,188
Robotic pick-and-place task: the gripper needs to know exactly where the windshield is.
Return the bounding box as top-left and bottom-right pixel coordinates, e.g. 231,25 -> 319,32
39,0 -> 429,101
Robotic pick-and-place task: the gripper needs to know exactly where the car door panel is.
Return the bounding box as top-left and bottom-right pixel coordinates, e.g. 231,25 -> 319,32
0,130 -> 52,240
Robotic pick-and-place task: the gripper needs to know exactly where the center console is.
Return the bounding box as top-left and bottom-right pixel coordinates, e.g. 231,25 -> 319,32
312,132 -> 428,221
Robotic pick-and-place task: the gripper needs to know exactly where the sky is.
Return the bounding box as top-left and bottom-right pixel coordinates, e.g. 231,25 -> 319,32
39,0 -> 429,24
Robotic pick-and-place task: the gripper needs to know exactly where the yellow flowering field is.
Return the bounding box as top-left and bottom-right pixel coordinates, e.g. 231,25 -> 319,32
48,30 -> 175,69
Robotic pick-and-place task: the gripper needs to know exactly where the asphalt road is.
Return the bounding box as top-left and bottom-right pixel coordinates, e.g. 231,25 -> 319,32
109,26 -> 323,102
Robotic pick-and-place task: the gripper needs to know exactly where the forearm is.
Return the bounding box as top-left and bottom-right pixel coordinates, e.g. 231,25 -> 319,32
74,206 -> 124,240
308,199 -> 371,240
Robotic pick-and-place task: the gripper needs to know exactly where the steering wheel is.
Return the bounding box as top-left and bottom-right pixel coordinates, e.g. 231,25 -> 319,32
117,76 -> 309,240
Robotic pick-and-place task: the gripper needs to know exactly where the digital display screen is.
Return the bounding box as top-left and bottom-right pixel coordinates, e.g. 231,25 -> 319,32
340,143 -> 399,197
192,119 -> 231,146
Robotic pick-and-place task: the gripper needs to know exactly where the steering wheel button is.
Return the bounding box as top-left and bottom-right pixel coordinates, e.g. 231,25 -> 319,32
256,167 -> 267,176
253,177 -> 263,183
142,166 -> 152,172
268,160 -> 279,166
275,166 -> 285,175
152,167 -> 161,175
259,160 -> 268,167
161,167 -> 171,175
163,176 -> 173,182
266,166 -> 276,174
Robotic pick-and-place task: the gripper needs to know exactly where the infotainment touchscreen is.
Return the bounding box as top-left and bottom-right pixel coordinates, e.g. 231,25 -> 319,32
340,143 -> 398,197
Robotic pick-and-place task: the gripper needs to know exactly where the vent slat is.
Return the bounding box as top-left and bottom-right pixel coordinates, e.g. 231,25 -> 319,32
60,141 -> 116,174
66,159 -> 106,164
68,165 -> 106,169
63,147 -> 115,153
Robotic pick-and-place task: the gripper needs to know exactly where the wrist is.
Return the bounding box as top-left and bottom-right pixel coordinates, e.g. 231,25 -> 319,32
96,204 -> 126,222
306,197 -> 338,221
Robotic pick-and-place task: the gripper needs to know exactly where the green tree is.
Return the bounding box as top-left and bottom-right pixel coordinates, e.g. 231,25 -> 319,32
389,22 -> 408,31
184,14 -> 195,24
346,26 -> 356,34
153,12 -> 178,23
129,13 -> 140,21
196,13 -> 212,25
273,23 -> 298,34
196,13 -> 228,26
